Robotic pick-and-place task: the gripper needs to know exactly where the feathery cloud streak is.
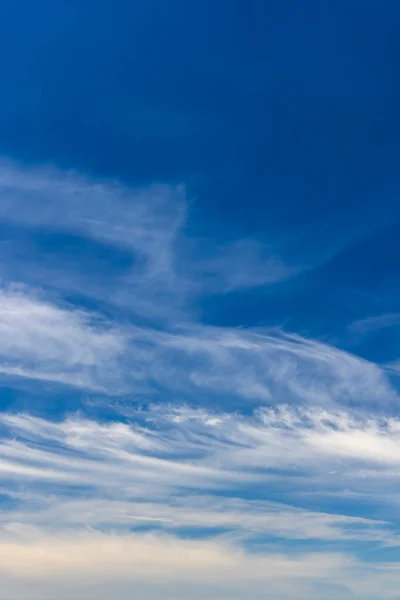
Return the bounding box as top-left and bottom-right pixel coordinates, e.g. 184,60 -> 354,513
0,161 -> 298,321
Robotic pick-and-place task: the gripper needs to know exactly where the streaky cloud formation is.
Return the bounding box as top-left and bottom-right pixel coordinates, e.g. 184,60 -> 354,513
0,286 -> 127,392
0,406 -> 398,544
1,2 -> 400,596
0,283 -> 394,409
0,161 -> 298,322
0,155 -> 398,599
349,313 -> 400,336
0,405 -> 399,598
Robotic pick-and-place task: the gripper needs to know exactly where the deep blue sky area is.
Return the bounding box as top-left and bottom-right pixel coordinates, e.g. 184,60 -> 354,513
1,1 -> 400,362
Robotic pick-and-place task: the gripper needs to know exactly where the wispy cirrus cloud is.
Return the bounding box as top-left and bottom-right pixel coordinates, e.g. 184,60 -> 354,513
0,406 -> 398,598
3,494 -> 389,543
0,160 -> 187,320
0,284 -> 393,407
349,313 -> 400,335
0,286 -> 126,393
191,237 -> 299,292
152,326 -> 395,406
0,160 -> 300,321
0,406 -> 399,545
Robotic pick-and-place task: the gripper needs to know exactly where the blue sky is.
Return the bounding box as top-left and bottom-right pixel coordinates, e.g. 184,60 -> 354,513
0,1 -> 400,598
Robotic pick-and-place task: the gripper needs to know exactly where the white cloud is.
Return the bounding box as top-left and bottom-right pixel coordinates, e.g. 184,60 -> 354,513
135,325 -> 396,406
0,407 -> 398,545
0,402 -> 396,597
349,313 -> 400,335
0,411 -> 251,493
0,160 -> 185,260
0,526 -> 395,600
0,529 -> 363,600
0,286 -> 126,392
0,160 -> 187,320
191,238 -> 299,292
2,495 -> 389,544
142,402 -> 400,482
0,282 -> 393,410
